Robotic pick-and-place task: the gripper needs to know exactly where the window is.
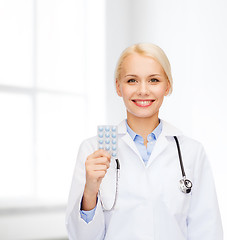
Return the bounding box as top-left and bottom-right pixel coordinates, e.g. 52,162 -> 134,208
0,0 -> 106,205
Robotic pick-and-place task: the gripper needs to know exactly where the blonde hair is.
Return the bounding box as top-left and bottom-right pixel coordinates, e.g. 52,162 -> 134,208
115,43 -> 173,95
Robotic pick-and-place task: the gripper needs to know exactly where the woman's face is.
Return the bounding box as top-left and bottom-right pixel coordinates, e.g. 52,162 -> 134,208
116,53 -> 170,120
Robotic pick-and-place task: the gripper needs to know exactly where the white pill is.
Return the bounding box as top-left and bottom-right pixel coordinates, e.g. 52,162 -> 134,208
98,126 -> 103,131
99,133 -> 103,138
112,133 -> 116,138
112,126 -> 117,131
105,126 -> 110,131
112,152 -> 117,157
105,139 -> 110,144
112,145 -> 117,151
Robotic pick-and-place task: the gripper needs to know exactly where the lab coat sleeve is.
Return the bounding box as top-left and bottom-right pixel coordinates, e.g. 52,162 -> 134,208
65,139 -> 105,240
187,145 -> 223,240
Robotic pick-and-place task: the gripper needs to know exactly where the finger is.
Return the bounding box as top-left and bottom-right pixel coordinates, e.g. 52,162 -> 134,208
92,164 -> 108,171
87,170 -> 107,180
95,171 -> 107,179
89,149 -> 111,160
86,161 -> 110,173
88,157 -> 110,167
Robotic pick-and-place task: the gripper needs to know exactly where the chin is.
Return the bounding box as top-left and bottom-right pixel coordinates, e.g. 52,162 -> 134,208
128,110 -> 158,119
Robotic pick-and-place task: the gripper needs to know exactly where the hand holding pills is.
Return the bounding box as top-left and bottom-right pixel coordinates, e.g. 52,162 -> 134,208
82,149 -> 111,211
82,125 -> 118,211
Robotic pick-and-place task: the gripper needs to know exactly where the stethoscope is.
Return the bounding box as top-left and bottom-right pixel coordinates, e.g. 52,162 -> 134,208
100,136 -> 193,211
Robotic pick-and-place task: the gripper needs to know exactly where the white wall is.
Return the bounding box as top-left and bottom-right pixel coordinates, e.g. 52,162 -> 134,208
105,0 -> 132,124
106,0 -> 227,233
0,0 -> 106,239
84,0 -> 106,137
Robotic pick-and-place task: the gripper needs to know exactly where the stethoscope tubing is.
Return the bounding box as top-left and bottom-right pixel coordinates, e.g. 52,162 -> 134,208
174,136 -> 186,178
99,159 -> 120,212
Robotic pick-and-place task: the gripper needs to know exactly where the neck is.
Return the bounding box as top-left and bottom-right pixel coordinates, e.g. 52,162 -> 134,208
126,112 -> 160,139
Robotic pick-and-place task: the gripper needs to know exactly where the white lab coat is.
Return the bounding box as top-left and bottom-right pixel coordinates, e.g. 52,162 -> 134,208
65,119 -> 223,240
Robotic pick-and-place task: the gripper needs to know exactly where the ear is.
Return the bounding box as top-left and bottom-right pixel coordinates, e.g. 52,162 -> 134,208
164,81 -> 171,96
116,79 -> 122,97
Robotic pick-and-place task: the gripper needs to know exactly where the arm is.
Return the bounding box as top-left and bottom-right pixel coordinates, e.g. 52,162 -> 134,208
187,147 -> 223,240
65,140 -> 110,240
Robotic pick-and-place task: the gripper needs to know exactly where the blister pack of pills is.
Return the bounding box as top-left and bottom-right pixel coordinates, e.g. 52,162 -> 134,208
97,125 -> 118,158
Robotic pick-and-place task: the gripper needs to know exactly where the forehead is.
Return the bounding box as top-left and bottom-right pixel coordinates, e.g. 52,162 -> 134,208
121,53 -> 165,76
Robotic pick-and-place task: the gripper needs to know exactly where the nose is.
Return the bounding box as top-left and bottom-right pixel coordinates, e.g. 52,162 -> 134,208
137,81 -> 150,96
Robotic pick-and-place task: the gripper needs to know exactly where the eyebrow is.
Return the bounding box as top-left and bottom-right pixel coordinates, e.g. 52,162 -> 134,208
124,74 -> 161,77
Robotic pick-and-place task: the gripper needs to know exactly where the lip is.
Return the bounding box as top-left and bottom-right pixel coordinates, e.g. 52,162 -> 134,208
132,99 -> 155,107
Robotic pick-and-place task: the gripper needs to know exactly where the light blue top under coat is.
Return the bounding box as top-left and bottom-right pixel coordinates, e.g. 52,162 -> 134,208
125,119 -> 162,164
80,119 -> 162,223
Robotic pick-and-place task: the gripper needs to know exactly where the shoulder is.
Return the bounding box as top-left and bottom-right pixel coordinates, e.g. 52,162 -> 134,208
74,136 -> 97,166
78,135 -> 97,154
177,135 -> 206,164
161,120 -> 210,174
161,119 -> 205,153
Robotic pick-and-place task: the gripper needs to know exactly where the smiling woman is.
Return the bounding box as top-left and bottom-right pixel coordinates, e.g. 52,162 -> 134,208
66,43 -> 223,240
116,52 -> 170,131
115,43 -> 173,94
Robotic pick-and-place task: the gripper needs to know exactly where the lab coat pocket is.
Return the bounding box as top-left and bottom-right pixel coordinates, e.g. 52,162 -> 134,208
161,168 -> 193,219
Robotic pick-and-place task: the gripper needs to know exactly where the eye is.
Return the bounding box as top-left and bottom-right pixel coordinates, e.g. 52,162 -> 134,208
150,78 -> 160,83
127,79 -> 137,83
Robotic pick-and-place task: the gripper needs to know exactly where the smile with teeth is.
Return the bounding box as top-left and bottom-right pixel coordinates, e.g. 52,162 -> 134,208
132,99 -> 155,107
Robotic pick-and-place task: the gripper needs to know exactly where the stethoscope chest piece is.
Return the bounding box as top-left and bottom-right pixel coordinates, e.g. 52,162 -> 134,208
179,177 -> 193,194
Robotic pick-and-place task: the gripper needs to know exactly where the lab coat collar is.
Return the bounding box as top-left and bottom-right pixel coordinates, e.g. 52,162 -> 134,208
117,118 -> 183,137
149,120 -> 183,166
117,119 -> 183,166
160,119 -> 183,137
